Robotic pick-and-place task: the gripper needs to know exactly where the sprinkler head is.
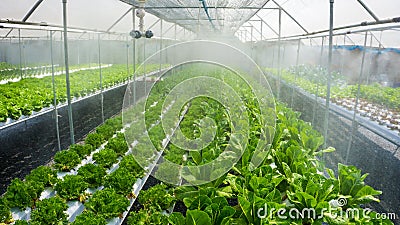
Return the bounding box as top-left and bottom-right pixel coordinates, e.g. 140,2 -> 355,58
145,30 -> 154,38
130,30 -> 142,39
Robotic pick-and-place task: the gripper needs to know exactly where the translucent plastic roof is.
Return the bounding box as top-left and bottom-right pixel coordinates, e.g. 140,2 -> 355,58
120,0 -> 270,33
0,0 -> 399,46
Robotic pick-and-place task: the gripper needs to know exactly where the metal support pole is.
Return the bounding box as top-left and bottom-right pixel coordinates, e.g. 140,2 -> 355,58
260,20 -> 263,41
126,35 -> 130,76
159,19 -> 163,72
88,33 -> 91,68
251,26 -> 254,59
98,33 -> 104,123
174,24 -> 177,40
18,29 -> 23,79
366,32 -> 374,84
143,39 -> 147,94
312,37 -> 325,125
132,7 -> 136,105
271,44 -> 275,68
340,35 -> 346,75
323,0 -> 334,149
291,39 -> 301,108
77,40 -> 80,65
62,0 -> 75,144
277,7 -> 282,100
23,43 -> 27,77
251,26 -> 254,42
50,31 -> 61,151
345,31 -> 368,164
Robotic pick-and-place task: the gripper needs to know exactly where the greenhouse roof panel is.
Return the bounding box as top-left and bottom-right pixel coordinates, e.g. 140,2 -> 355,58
119,0 -> 270,33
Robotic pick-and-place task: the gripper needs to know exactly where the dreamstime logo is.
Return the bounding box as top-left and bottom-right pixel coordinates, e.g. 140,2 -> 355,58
122,40 -> 276,186
257,197 -> 397,221
329,197 -> 347,208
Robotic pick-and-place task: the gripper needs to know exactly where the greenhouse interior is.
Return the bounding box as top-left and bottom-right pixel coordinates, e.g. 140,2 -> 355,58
0,0 -> 399,224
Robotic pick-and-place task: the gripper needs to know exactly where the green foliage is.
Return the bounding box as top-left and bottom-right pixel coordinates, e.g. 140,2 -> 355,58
54,150 -> 81,172
0,64 -> 164,122
186,210 -> 213,225
182,194 -> 236,225
71,211 -> 107,225
132,142 -> 156,163
154,162 -> 180,185
0,66 -> 394,225
272,66 -> 400,111
92,148 -> 118,168
168,213 -> 186,225
168,210 -> 212,225
147,124 -> 166,151
104,116 -> 123,131
77,164 -> 106,188
338,163 -> 382,207
138,184 -> 175,211
164,145 -> 186,165
0,197 -> 12,223
70,144 -> 93,158
84,188 -> 130,219
4,178 -> 36,210
105,134 -> 129,156
54,175 -> 88,201
118,154 -> 145,178
104,168 -> 136,196
127,210 -> 169,225
96,124 -> 115,140
14,220 -> 29,225
85,133 -> 105,149
25,165 -> 58,187
30,197 -> 68,225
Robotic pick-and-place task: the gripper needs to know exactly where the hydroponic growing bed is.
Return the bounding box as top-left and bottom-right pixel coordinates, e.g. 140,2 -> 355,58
0,65 -> 394,225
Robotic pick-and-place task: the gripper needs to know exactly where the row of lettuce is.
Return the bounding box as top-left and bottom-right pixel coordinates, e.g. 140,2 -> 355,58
0,65 -> 394,224
0,64 -> 162,123
0,73 -> 177,224
0,114 -> 141,224
0,62 -> 110,81
268,65 -> 400,111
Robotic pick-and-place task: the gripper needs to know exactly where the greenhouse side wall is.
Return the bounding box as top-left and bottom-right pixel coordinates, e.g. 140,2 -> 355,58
273,78 -> 400,219
256,42 -> 400,223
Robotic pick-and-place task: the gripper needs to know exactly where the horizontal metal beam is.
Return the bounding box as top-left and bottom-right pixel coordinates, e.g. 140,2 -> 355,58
269,24 -> 400,44
0,19 -> 124,35
0,36 -> 45,39
265,17 -> 400,41
172,18 -> 224,21
121,5 -> 279,10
